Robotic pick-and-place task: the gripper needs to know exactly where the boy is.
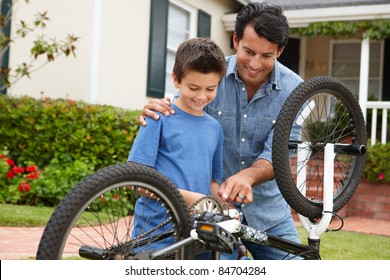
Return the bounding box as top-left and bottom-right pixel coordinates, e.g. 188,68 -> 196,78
127,37 -> 227,253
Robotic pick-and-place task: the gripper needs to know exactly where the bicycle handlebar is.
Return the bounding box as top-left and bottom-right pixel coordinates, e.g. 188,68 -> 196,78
288,141 -> 366,156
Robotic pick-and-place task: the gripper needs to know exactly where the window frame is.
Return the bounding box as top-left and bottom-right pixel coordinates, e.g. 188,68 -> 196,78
146,0 -> 210,99
330,39 -> 384,100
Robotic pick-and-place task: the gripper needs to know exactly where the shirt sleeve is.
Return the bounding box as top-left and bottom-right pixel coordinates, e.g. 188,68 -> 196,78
127,116 -> 162,168
256,126 -> 273,164
212,126 -> 224,179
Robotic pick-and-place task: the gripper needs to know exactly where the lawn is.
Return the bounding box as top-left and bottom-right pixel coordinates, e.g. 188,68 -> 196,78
1,203 -> 389,260
296,227 -> 390,260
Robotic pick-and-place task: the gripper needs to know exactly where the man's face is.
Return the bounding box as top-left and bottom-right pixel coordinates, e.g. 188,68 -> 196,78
233,25 -> 284,90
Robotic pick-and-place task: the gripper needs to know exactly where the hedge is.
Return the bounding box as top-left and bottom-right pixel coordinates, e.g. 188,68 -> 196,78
0,95 -> 140,170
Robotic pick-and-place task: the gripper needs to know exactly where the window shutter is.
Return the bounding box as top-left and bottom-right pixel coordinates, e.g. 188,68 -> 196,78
382,38 -> 390,101
1,0 -> 12,94
146,0 -> 169,98
197,10 -> 211,38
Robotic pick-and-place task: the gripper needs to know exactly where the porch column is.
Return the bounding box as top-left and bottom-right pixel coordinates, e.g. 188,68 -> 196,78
89,0 -> 103,104
358,37 -> 370,120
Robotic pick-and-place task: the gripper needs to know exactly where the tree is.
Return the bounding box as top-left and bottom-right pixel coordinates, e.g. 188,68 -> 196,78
0,0 -> 78,93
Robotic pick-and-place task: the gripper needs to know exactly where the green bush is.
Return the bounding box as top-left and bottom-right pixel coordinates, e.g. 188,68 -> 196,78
0,95 -> 140,169
362,141 -> 390,183
0,95 -> 140,206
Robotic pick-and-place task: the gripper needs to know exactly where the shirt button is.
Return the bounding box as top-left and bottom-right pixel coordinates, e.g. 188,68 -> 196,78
272,119 -> 276,124
243,114 -> 247,118
218,111 -> 222,116
241,138 -> 245,142
242,87 -> 245,91
241,161 -> 245,165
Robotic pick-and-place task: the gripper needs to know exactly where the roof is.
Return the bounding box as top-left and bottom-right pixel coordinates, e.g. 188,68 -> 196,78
222,0 -> 390,30
236,0 -> 390,10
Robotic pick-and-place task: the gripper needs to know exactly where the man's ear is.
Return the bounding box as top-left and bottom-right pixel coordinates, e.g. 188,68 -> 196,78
276,46 -> 285,59
232,32 -> 239,50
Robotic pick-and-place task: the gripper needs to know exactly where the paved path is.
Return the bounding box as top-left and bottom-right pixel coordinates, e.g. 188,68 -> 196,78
1,216 -> 389,260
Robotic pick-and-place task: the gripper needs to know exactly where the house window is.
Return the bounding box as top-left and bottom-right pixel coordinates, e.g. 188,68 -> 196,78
1,0 -> 12,94
165,1 -> 196,100
331,40 -> 383,100
146,0 -> 210,99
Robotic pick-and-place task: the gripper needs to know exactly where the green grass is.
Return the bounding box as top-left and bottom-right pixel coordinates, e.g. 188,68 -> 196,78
0,204 -> 54,227
297,226 -> 390,260
1,203 -> 389,259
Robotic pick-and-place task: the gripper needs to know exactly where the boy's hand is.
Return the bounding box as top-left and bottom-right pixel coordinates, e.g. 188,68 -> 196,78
140,97 -> 175,126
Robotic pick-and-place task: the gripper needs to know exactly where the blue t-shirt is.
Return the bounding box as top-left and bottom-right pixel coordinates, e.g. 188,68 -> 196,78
127,103 -> 224,250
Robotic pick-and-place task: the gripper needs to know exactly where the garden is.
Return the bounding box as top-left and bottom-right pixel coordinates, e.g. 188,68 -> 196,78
0,95 -> 140,207
1,94 -> 390,207
1,95 -> 390,260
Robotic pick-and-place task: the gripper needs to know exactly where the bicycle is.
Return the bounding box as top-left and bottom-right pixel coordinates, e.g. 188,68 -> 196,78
36,76 -> 367,260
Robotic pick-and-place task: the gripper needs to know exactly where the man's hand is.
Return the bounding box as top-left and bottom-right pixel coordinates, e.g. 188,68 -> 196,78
218,159 -> 274,204
218,173 -> 254,204
140,97 -> 175,126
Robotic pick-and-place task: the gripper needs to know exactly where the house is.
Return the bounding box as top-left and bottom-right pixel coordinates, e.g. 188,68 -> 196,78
2,0 -> 390,142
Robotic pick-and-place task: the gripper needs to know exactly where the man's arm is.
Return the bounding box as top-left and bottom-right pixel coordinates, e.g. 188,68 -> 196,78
140,97 -> 175,126
218,159 -> 274,204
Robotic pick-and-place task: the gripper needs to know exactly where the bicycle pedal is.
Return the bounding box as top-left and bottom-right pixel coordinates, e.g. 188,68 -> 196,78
195,222 -> 237,254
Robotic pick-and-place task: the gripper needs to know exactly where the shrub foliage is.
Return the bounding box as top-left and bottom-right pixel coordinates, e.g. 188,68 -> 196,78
0,95 -> 140,206
0,95 -> 139,169
362,142 -> 390,183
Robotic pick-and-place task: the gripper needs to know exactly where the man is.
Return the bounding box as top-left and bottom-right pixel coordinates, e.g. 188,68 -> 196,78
141,2 -> 303,260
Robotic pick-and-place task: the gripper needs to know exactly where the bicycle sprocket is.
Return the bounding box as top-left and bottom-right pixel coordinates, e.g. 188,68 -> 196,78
189,196 -> 223,216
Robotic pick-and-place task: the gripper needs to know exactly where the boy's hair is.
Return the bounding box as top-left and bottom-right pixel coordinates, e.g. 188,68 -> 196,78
235,2 -> 289,50
173,37 -> 226,83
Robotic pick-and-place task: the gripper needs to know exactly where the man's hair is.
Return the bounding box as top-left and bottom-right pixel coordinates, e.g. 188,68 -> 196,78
173,37 -> 226,83
235,2 -> 289,49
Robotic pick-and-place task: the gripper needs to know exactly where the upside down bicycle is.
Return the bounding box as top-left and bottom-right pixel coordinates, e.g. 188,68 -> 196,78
36,76 -> 367,260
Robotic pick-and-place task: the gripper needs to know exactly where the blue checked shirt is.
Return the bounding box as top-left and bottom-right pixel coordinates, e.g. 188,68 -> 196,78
203,55 -> 303,230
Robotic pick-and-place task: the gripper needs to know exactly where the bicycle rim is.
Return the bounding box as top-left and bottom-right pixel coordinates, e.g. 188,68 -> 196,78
36,163 -> 192,260
273,76 -> 367,219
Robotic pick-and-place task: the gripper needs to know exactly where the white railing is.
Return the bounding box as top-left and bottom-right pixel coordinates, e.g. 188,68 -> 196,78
364,101 -> 390,146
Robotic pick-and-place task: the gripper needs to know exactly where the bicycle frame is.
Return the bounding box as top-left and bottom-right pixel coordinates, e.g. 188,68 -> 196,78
147,142 -> 364,260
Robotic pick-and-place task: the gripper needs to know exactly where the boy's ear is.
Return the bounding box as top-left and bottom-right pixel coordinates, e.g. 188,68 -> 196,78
172,72 -> 179,88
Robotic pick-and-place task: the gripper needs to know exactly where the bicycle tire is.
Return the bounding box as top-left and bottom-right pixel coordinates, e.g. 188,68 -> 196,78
273,76 -> 367,219
36,163 -> 193,260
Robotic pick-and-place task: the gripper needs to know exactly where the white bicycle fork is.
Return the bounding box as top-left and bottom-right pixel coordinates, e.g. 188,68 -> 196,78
297,142 -> 335,240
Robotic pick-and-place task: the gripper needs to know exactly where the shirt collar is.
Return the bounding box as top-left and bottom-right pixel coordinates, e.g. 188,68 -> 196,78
226,55 -> 281,92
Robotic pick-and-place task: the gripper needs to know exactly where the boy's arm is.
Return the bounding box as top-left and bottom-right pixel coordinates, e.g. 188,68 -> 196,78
178,189 -> 205,206
178,180 -> 228,207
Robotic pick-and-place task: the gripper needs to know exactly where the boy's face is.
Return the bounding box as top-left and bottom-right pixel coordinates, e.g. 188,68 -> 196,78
173,71 -> 220,116
233,24 -> 284,90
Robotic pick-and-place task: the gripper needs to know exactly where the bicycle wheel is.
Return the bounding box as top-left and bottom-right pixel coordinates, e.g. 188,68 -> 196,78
36,163 -> 192,260
273,76 -> 367,219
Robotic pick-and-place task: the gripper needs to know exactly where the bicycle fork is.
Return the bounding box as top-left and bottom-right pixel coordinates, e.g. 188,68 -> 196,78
297,143 -> 336,252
